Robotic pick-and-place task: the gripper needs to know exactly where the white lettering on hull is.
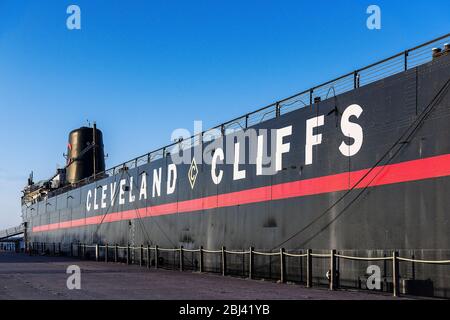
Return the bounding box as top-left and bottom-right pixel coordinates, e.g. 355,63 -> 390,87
85,104 -> 364,212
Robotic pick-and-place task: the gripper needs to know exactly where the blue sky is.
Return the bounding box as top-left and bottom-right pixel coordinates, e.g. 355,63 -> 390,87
0,0 -> 449,228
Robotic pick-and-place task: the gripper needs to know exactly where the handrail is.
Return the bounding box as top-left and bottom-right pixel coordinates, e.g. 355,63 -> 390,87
310,253 -> 331,258
26,32 -> 450,205
183,248 -> 201,253
335,254 -> 391,261
157,247 -> 180,252
397,257 -> 450,264
224,250 -> 250,255
202,249 -> 222,254
284,252 -> 308,258
26,241 -> 450,298
253,251 -> 280,256
28,242 -> 450,265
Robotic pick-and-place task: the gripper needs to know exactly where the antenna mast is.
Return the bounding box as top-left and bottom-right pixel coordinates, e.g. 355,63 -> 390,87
93,122 -> 97,177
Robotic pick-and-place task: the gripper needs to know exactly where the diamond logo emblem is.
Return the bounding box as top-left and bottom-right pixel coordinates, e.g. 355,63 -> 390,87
188,157 -> 198,189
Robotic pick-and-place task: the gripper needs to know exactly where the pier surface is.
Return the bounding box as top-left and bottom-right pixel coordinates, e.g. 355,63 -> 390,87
0,252 -> 403,300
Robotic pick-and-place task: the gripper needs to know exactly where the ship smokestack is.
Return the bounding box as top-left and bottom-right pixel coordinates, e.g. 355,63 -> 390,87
66,125 -> 105,184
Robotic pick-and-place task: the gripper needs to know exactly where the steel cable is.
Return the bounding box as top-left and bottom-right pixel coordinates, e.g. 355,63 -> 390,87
271,74 -> 450,251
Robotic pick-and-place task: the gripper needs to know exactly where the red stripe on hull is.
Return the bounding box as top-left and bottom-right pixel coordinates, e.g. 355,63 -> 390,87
32,153 -> 450,233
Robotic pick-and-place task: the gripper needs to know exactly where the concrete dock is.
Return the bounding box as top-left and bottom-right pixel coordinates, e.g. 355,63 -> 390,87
0,252 -> 403,300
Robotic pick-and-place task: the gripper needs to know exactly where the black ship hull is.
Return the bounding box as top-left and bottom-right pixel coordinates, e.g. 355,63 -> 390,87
23,48 -> 450,297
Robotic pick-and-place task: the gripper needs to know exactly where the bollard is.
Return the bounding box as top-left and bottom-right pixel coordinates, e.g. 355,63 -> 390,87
115,244 -> 118,263
53,243 -> 55,255
249,247 -> 254,280
280,248 -> 286,283
126,244 -> 131,265
70,243 -> 73,257
392,251 -> 399,297
199,246 -> 204,273
146,245 -> 150,269
105,244 -> 108,262
95,244 -> 99,262
58,243 -> 61,255
140,245 -> 144,267
330,249 -> 336,291
306,249 -> 312,288
221,246 -> 227,276
155,245 -> 159,269
179,246 -> 184,272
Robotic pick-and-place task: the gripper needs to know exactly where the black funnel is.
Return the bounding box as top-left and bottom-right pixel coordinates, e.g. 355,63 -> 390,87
66,124 -> 105,184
